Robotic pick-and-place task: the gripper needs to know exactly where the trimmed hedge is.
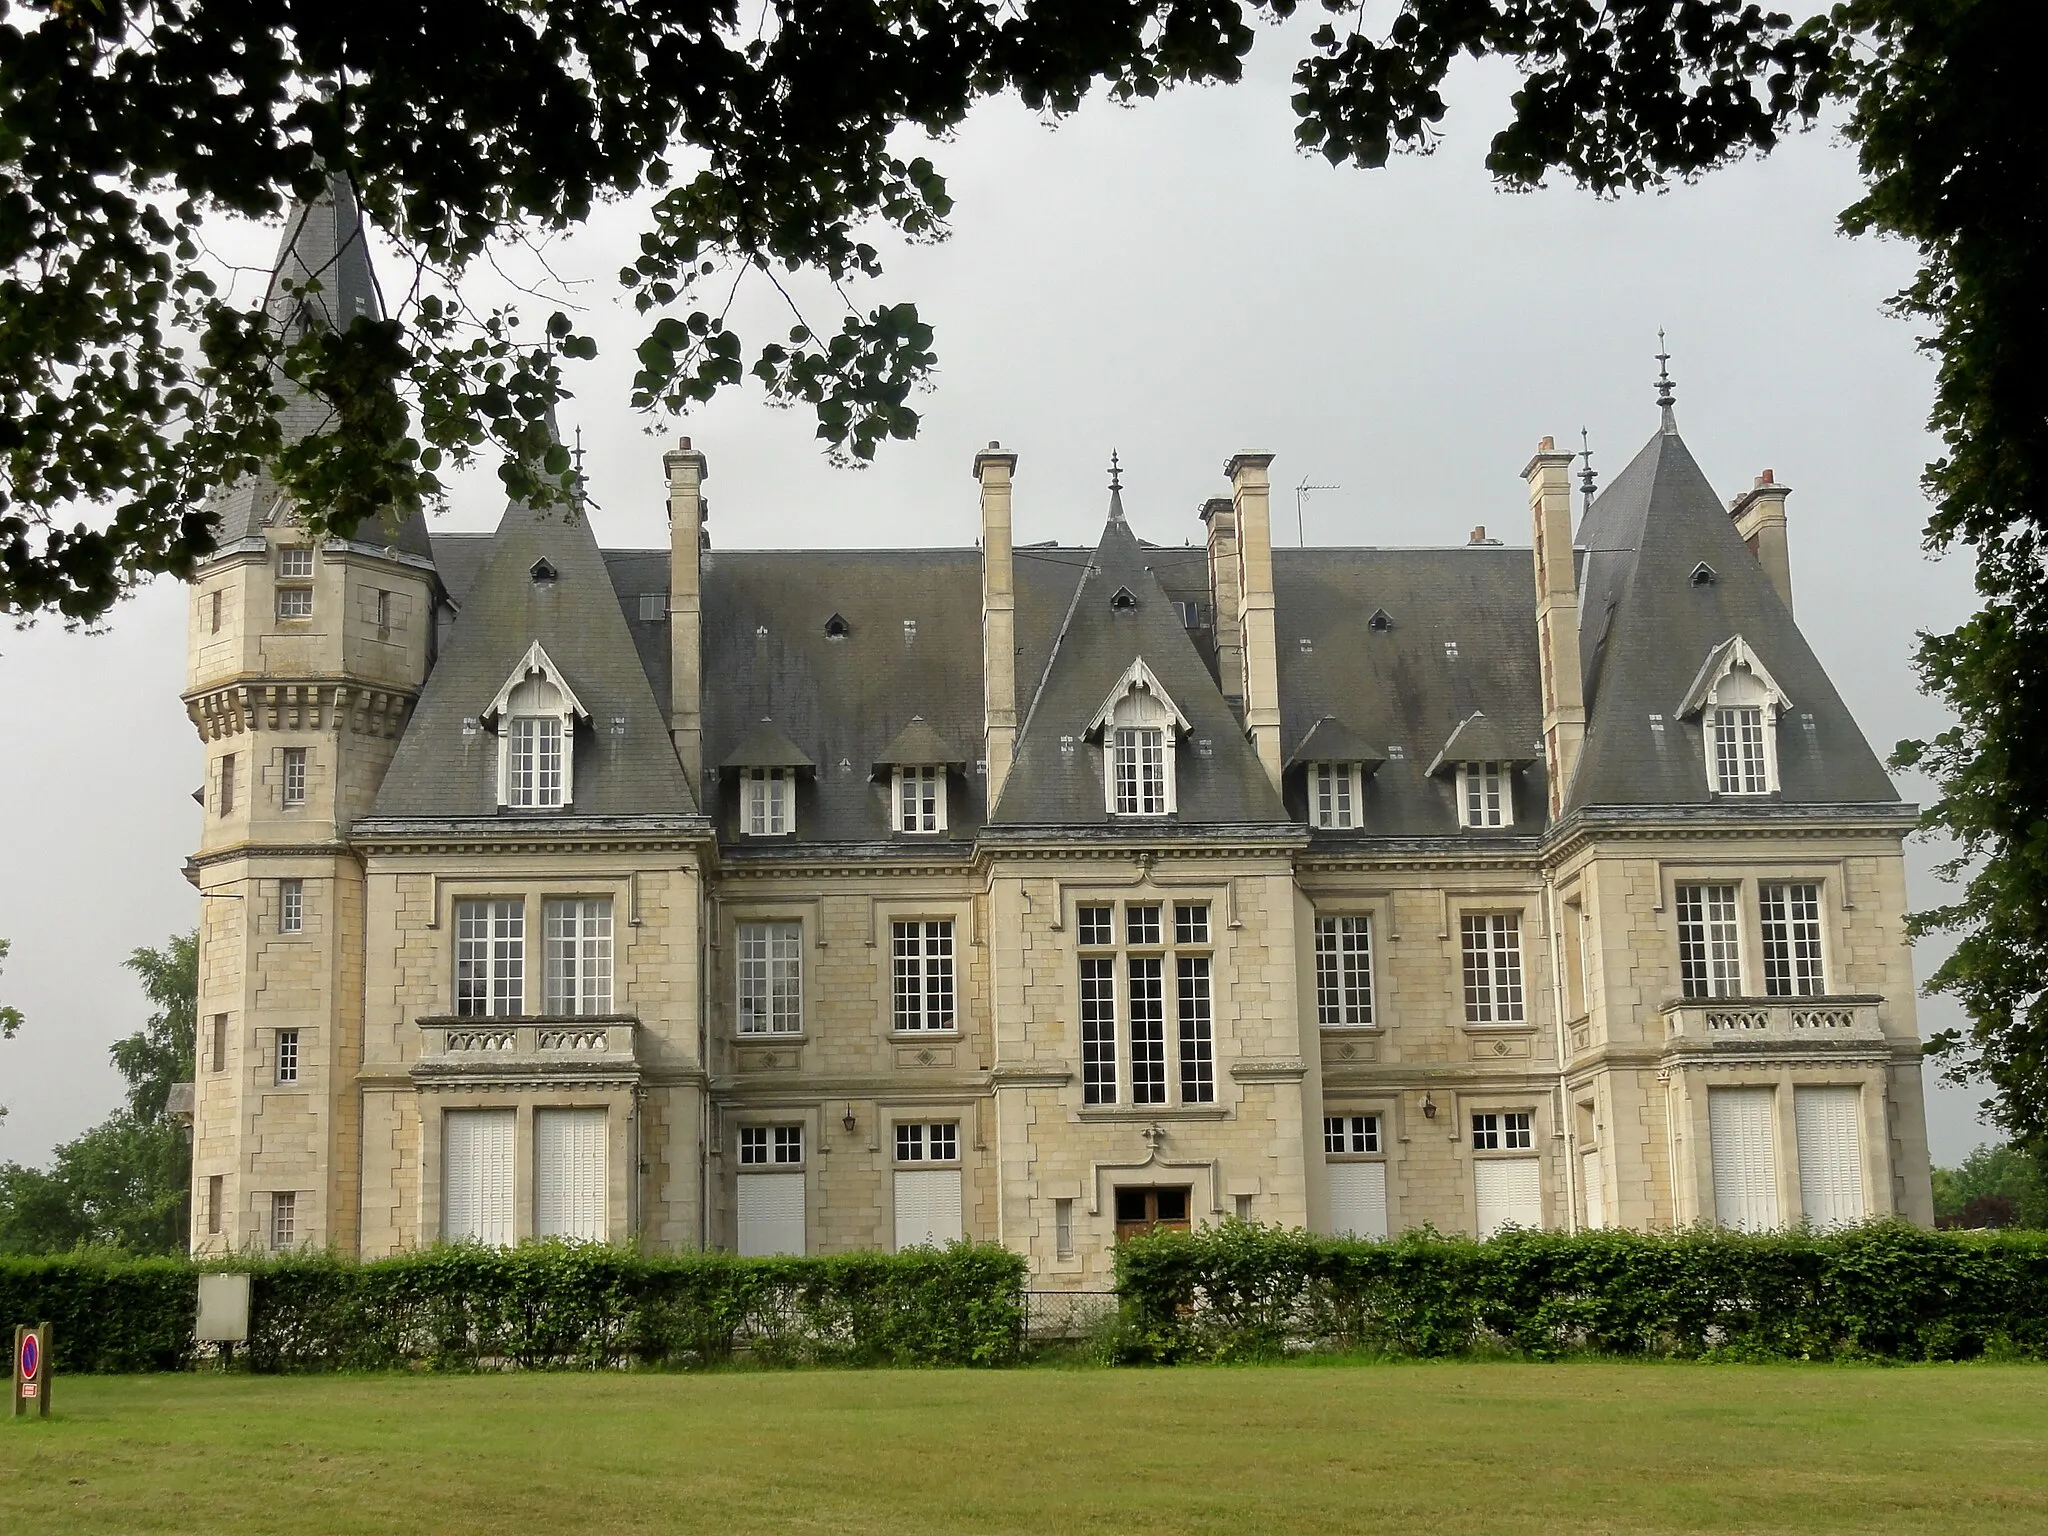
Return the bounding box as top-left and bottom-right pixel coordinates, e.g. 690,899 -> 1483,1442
0,1241 -> 1027,1372
1112,1221 -> 2048,1362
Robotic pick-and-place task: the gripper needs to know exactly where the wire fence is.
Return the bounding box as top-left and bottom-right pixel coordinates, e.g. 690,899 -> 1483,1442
1021,1289 -> 1118,1341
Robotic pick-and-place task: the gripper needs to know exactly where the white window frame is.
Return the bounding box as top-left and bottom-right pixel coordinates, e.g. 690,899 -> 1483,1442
1112,724 -> 1170,816
279,878 -> 304,934
281,745 -> 308,808
1457,761 -> 1512,828
1459,912 -> 1526,1023
894,766 -> 947,833
1759,881 -> 1827,998
1313,914 -> 1375,1027
276,547 -> 314,580
1076,898 -> 1213,1108
275,550 -> 314,620
1310,761 -> 1361,829
486,642 -> 585,810
1680,640 -> 1789,797
543,897 -> 614,1016
1676,883 -> 1744,999
743,767 -> 794,837
736,920 -> 803,1035
1090,660 -> 1187,818
894,1121 -> 961,1164
738,1123 -> 806,1166
270,1190 -> 297,1250
1323,1114 -> 1382,1155
1470,1110 -> 1535,1151
274,1028 -> 299,1085
891,920 -> 956,1032
456,898 -> 525,1018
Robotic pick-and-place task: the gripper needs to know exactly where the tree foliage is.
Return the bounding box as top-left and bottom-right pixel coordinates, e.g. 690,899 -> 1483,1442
1932,1144 -> 2048,1231
0,930 -> 196,1255
0,0 -> 1827,619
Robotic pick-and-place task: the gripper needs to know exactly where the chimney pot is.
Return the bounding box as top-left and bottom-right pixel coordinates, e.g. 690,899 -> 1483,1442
1538,435 -> 1555,452
1470,525 -> 1486,545
679,436 -> 691,450
988,439 -> 1000,449
1756,469 -> 1774,486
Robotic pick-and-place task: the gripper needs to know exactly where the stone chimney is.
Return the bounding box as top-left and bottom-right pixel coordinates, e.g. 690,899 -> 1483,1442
976,441 -> 1020,804
1730,469 -> 1793,613
1226,452 -> 1283,789
665,436 -> 708,786
1201,497 -> 1244,718
1524,435 -> 1585,817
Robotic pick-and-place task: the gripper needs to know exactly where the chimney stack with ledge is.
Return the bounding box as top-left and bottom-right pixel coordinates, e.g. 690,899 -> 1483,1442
1201,497 -> 1244,719
976,442 -> 1020,805
665,436 -> 708,787
1226,452 -> 1283,790
1730,470 -> 1794,613
1525,435 -> 1585,817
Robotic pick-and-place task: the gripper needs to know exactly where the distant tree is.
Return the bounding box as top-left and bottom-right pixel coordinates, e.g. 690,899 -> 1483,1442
0,931 -> 195,1254
1931,1144 -> 2048,1231
0,938 -> 21,1125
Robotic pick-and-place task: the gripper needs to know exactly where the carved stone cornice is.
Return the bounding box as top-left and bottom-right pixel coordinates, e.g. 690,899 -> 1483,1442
185,679 -> 417,742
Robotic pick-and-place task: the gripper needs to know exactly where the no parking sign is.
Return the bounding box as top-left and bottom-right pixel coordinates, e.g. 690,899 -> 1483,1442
11,1324 -> 49,1418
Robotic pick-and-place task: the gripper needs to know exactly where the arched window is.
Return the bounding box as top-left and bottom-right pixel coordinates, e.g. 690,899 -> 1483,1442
1111,687 -> 1172,816
486,643 -> 586,809
1678,638 -> 1789,798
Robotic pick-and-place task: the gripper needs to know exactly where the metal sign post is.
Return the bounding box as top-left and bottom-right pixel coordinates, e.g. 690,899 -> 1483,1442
12,1324 -> 51,1418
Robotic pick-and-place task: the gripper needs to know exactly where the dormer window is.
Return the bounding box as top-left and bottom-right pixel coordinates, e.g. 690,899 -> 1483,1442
895,766 -> 946,833
1678,637 -> 1789,798
1458,762 -> 1512,828
484,642 -> 587,810
1088,659 -> 1188,819
1310,763 -> 1361,829
744,768 -> 793,836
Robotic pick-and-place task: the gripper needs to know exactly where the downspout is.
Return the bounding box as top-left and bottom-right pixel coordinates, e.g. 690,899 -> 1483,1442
699,876 -> 712,1253
1543,869 -> 1580,1234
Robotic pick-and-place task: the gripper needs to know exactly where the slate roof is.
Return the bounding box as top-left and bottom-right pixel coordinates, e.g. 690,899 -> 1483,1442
374,492 -> 695,818
1427,711 -> 1532,777
206,173 -> 433,561
1271,546 -> 1548,837
994,512 -> 1286,827
1286,716 -> 1385,770
1569,421 -> 1898,809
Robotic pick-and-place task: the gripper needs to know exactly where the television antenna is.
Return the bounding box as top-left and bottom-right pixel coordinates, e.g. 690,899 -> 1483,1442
1295,476 -> 1340,547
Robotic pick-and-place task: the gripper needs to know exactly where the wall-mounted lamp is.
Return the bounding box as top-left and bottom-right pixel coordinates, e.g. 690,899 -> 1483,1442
1420,1093 -> 1438,1120
842,1102 -> 857,1134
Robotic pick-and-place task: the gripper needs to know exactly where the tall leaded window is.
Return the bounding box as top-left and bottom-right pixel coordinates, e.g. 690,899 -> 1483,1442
1458,762 -> 1511,828
543,898 -> 613,1015
1114,727 -> 1167,815
456,898 -> 525,1017
895,767 -> 945,833
1759,882 -> 1825,998
279,878 -> 304,934
743,768 -> 793,836
1460,913 -> 1525,1023
1712,708 -> 1769,794
491,649 -> 580,808
737,920 -> 802,1034
892,920 -> 956,1031
270,1191 -> 297,1250
1075,899 -> 1212,1107
1676,884 -> 1743,998
1699,659 -> 1779,796
1314,915 -> 1374,1027
1311,762 -> 1358,829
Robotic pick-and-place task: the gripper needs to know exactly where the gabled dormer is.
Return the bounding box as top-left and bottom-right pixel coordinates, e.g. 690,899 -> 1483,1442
1087,658 -> 1189,817
484,642 -> 587,809
1286,716 -> 1386,831
1427,711 -> 1536,829
1677,636 -> 1791,797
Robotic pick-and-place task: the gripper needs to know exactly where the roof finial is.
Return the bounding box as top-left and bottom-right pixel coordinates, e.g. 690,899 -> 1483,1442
1655,329 -> 1677,434
1107,449 -> 1126,523
1577,428 -> 1597,512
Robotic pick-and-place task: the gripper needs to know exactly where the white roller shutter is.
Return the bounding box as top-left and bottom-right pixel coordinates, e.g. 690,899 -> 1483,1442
1474,1158 -> 1542,1236
893,1169 -> 964,1251
1581,1150 -> 1607,1230
737,1171 -> 806,1256
1709,1086 -> 1780,1231
444,1108 -> 514,1245
1327,1162 -> 1389,1239
535,1108 -> 607,1241
1795,1085 -> 1865,1228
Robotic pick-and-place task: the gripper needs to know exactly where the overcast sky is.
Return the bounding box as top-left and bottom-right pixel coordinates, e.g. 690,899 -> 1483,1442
0,36 -> 1999,1167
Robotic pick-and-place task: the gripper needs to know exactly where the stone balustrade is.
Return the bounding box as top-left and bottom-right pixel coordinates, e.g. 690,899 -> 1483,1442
412,1015 -> 641,1085
1659,995 -> 1887,1058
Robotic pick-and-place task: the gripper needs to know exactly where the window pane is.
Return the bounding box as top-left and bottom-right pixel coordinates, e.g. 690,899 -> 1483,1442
283,747 -> 307,807
1714,707 -> 1770,794
1126,904 -> 1162,947
544,898 -> 613,1016
1760,882 -> 1825,998
1129,957 -> 1166,1106
1177,956 -> 1214,1104
892,920 -> 955,1030
1677,884 -> 1742,999
1077,906 -> 1113,947
738,921 -> 802,1033
1174,903 -> 1209,946
1080,957 -> 1117,1106
1314,915 -> 1373,1026
1460,914 -> 1524,1022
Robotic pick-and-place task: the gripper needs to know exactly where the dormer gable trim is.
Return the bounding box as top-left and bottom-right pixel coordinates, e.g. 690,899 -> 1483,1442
1085,657 -> 1191,741
1675,636 -> 1792,721
482,641 -> 589,722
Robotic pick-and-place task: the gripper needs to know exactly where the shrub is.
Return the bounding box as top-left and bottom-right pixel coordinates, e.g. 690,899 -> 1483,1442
1112,1221 -> 2048,1363
0,1241 -> 1027,1373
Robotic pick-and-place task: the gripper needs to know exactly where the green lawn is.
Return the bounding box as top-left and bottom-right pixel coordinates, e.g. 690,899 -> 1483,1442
2,1364 -> 2046,1534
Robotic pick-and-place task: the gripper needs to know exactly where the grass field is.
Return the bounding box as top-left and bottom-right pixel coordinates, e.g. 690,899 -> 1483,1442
3,1364 -> 2047,1534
